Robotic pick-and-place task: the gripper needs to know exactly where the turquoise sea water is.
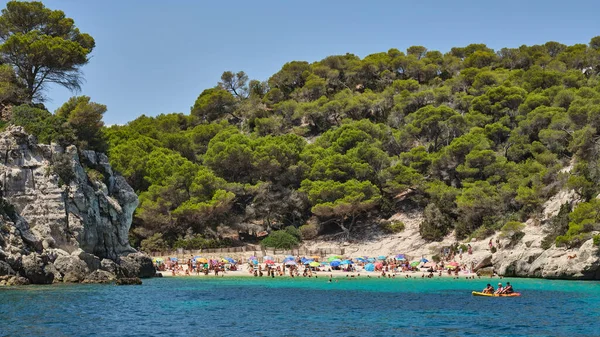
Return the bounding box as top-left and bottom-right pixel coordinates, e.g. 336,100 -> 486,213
1,276 -> 599,337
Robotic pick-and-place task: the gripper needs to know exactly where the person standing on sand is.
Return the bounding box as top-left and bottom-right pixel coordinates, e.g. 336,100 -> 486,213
489,239 -> 493,250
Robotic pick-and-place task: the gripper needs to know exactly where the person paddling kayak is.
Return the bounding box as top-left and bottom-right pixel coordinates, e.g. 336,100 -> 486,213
494,283 -> 504,294
501,282 -> 514,294
482,283 -> 494,294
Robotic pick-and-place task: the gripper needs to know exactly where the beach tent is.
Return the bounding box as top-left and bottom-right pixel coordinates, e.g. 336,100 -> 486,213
364,263 -> 375,272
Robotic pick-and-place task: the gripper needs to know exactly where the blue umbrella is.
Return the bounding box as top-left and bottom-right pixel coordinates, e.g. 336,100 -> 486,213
263,256 -> 273,262
225,257 -> 236,264
420,258 -> 429,263
330,261 -> 341,267
252,260 -> 259,265
364,263 -> 375,272
170,257 -> 178,262
285,260 -> 297,266
284,256 -> 295,262
395,254 -> 406,260
377,255 -> 387,260
341,260 -> 353,265
355,257 -> 366,263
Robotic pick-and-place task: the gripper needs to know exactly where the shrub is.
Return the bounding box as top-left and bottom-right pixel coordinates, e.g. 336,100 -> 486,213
468,226 -> 496,241
260,230 -> 299,249
140,233 -> 169,252
420,204 -> 451,241
432,254 -> 441,263
491,246 -> 497,253
541,202 -> 571,250
500,221 -> 525,240
299,223 -> 319,240
382,221 -> 405,233
593,234 -> 600,246
85,168 -> 105,184
284,226 -> 302,241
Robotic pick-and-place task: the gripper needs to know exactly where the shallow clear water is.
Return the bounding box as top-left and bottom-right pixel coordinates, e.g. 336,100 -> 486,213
1,276 -> 599,337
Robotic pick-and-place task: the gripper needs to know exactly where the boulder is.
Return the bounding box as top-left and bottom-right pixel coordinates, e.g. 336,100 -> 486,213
119,252 -> 155,278
473,254 -> 493,272
53,255 -> 89,283
73,249 -> 101,271
0,260 -> 15,276
4,275 -> 30,286
20,253 -> 55,284
82,270 -> 116,284
100,258 -> 125,278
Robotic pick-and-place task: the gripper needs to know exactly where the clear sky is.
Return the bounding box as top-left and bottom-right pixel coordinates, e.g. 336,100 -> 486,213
13,0 -> 600,125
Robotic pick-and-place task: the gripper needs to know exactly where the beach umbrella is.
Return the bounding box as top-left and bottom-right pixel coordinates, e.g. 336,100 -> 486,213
170,257 -> 178,262
263,256 -> 273,262
340,260 -> 353,265
285,260 -> 297,266
225,257 -> 236,264
330,261 -> 341,267
265,260 -> 275,265
420,258 -> 429,263
377,255 -> 387,260
284,256 -> 295,262
152,258 -> 163,264
196,258 -> 208,263
410,261 -> 421,267
364,263 -> 375,272
309,261 -> 320,267
423,262 -> 436,268
374,262 -> 383,269
395,254 -> 406,260
252,260 -> 259,265
355,257 -> 366,262
310,255 -> 320,260
249,256 -> 257,261
367,258 -> 376,263
448,261 -> 459,267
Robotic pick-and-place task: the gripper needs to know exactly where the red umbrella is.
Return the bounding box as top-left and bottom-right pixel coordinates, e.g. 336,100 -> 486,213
265,260 -> 275,265
374,262 -> 383,270
448,261 -> 459,267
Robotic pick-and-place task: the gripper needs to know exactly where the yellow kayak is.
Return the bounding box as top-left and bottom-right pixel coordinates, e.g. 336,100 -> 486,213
472,291 -> 521,297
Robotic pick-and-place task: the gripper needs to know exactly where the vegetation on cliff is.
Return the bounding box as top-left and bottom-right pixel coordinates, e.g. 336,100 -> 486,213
1,1 -> 600,251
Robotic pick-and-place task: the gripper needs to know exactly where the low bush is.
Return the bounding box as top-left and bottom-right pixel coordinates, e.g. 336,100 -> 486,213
261,230 -> 299,249
382,221 -> 405,234
299,223 -> 319,240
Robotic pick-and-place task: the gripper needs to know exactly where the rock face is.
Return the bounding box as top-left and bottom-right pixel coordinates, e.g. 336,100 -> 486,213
0,126 -> 154,285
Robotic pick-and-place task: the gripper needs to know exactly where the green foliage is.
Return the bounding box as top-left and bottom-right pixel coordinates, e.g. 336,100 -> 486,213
500,221 -> 526,243
173,235 -> 233,250
260,230 -> 300,249
593,234 -> 600,247
51,153 -> 75,187
96,36 -> 600,245
140,233 -> 169,253
541,202 -> 571,249
11,104 -> 76,146
0,1 -> 95,101
381,221 -> 405,233
299,223 -> 319,240
56,96 -> 107,151
556,199 -> 600,248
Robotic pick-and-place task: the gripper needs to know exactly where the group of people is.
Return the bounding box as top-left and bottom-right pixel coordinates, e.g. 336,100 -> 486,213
482,282 -> 514,294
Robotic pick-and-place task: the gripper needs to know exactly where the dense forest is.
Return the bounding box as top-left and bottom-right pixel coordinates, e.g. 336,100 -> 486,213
1,2 -> 600,252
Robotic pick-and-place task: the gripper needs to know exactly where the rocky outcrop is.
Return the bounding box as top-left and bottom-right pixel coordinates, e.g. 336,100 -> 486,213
0,126 -> 154,285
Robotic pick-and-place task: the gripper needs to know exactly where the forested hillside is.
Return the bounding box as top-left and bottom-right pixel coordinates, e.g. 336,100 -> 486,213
1,2 -> 599,252
100,38 -> 600,251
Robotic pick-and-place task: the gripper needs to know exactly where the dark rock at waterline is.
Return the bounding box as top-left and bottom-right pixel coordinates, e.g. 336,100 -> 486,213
0,260 -> 15,276
20,253 -> 55,284
0,275 -> 30,286
116,277 -> 142,285
119,252 -> 155,278
54,255 -> 89,283
82,270 -> 116,284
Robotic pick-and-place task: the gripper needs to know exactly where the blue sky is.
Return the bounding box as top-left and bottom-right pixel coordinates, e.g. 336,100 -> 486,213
13,0 -> 600,125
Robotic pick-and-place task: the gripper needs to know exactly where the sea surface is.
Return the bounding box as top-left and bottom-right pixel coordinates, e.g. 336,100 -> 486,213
1,276 -> 599,337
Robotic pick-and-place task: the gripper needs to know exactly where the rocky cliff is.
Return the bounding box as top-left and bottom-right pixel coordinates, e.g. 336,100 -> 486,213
0,126 -> 154,285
